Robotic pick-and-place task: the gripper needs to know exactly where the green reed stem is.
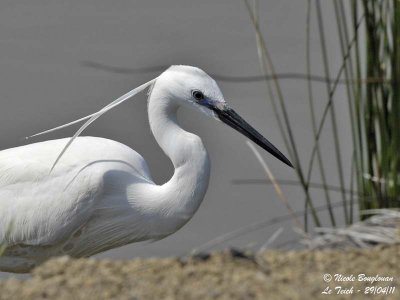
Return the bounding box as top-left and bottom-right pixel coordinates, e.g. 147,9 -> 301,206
315,0 -> 349,224
306,0 -> 336,227
243,0 -> 321,228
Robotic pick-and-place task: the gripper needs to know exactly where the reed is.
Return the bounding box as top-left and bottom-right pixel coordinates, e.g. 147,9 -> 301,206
333,0 -> 400,213
355,0 -> 400,212
243,0 -> 400,229
243,0 -> 321,230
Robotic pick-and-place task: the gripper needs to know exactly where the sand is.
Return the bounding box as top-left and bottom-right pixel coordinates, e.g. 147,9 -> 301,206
0,245 -> 399,300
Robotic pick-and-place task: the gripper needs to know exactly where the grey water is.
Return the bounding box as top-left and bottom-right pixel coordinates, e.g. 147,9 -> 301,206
0,0 -> 353,279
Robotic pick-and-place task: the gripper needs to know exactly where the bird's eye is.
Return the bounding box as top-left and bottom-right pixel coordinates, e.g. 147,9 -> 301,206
192,90 -> 204,101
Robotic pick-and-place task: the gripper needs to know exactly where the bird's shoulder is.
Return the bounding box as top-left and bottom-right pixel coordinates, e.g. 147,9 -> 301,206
0,136 -> 152,186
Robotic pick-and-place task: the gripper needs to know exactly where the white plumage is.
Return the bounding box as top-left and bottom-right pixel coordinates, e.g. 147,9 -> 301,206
0,65 -> 291,273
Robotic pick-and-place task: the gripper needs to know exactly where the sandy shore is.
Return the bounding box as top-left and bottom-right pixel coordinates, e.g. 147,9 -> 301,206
0,245 -> 399,300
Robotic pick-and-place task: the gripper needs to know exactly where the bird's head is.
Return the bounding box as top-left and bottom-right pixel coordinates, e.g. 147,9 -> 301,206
153,65 -> 293,168
28,65 -> 293,170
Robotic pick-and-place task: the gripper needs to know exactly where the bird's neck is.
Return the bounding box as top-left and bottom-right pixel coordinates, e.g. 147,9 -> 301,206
144,94 -> 211,232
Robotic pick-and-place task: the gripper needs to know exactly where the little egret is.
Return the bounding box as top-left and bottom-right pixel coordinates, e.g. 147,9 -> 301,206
0,65 -> 292,273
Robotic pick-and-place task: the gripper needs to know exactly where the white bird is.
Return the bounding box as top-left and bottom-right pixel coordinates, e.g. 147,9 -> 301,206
0,65 -> 292,273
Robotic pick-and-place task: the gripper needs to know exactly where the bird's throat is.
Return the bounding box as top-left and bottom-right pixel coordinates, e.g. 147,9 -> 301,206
145,92 -> 211,233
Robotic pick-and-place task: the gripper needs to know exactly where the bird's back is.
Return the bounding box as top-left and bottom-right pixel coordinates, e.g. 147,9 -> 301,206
0,137 -> 152,186
0,137 -> 154,272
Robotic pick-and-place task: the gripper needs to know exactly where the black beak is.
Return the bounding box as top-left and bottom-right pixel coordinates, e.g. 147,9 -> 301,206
212,106 -> 293,168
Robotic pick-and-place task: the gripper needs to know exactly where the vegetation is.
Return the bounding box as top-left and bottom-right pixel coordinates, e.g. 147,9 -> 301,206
243,0 -> 400,229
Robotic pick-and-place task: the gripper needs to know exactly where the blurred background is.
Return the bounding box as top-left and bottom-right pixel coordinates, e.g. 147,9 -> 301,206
0,0 -> 369,278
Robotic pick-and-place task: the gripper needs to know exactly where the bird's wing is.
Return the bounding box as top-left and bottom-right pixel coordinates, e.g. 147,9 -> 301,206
0,137 -> 153,247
